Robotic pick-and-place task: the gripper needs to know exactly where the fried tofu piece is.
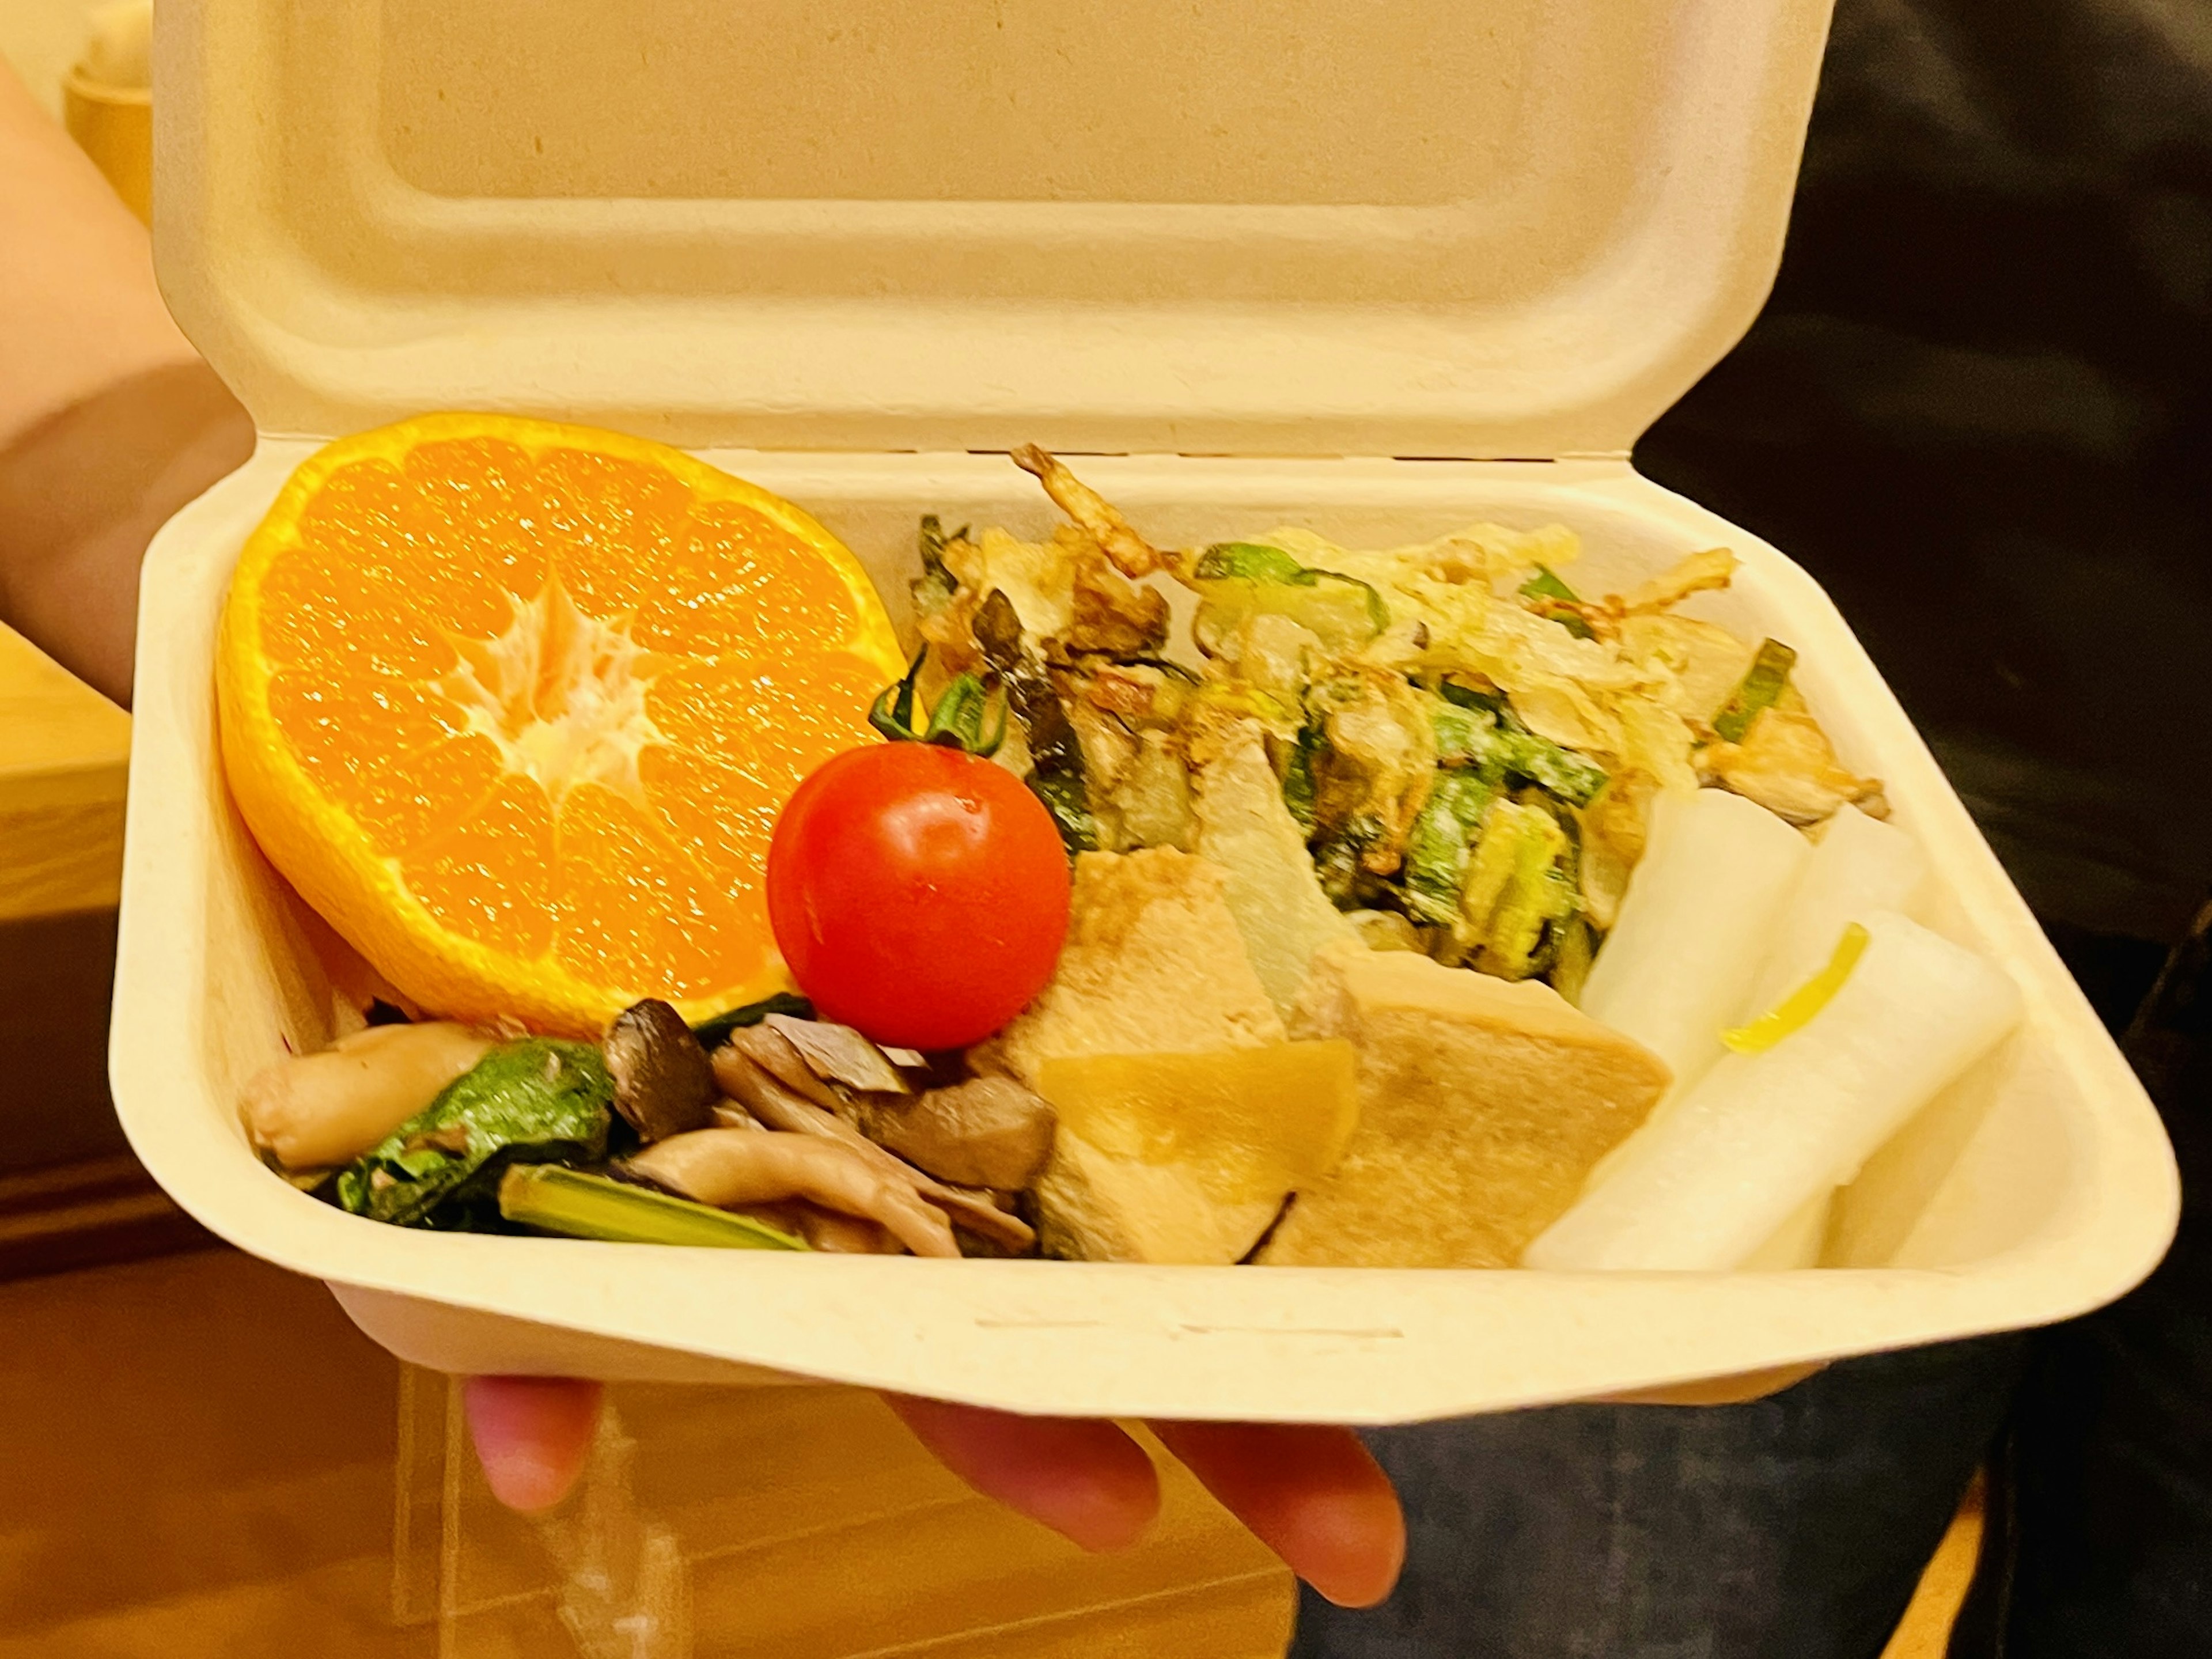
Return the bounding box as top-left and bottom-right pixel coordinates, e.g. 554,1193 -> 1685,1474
1258,942 -> 1671,1268
1033,1142 -> 1285,1266
973,849 -> 1287,1264
974,849 -> 1285,1085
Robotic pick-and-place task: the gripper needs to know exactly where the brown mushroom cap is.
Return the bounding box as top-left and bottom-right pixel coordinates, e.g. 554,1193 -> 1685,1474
603,1000 -> 719,1142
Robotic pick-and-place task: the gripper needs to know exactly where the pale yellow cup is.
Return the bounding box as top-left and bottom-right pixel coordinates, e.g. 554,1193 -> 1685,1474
62,0 -> 154,225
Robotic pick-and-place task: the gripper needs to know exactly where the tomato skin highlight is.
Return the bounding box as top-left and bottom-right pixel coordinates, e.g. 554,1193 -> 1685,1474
766,744 -> 1072,1050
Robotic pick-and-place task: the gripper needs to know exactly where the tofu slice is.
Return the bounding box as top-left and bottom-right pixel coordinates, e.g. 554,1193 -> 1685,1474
974,849 -> 1287,1264
974,848 -> 1285,1081
1034,1137 -> 1284,1266
1258,942 -> 1671,1268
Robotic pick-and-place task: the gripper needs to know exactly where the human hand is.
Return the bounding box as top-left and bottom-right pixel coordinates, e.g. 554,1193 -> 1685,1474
0,66 -> 256,706
464,1375 -> 1406,1609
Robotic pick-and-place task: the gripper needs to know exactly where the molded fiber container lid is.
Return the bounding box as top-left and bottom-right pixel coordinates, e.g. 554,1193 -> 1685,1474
152,0 -> 1834,458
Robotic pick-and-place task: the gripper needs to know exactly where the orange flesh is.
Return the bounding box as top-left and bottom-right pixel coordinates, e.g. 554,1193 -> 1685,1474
234,425 -> 900,1023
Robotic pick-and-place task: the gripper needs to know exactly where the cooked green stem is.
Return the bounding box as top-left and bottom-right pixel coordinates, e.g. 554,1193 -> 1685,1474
1517,565 -> 1595,639
690,992 -> 815,1051
498,1165 -> 808,1250
1713,639 -> 1798,743
869,647 -> 1009,756
1190,543 -> 1389,654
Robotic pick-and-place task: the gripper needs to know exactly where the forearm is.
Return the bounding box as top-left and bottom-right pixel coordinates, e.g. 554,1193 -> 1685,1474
0,65 -> 252,707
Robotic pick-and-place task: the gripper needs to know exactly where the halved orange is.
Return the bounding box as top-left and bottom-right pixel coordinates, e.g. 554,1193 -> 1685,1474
218,413 -> 904,1036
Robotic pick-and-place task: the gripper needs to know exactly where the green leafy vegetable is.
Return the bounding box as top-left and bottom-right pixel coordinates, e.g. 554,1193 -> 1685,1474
498,1165 -> 809,1251
1713,638 -> 1798,743
690,992 -> 815,1051
335,1040 -> 613,1228
1191,542 -> 1389,656
1400,769 -> 1499,925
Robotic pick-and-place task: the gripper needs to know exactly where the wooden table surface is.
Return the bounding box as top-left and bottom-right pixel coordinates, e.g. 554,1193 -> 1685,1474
0,1249 -> 1294,1657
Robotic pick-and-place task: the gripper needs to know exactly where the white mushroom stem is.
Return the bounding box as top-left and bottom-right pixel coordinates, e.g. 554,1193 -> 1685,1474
626,1131 -> 960,1259
240,1022 -> 494,1170
713,1048 -> 1035,1252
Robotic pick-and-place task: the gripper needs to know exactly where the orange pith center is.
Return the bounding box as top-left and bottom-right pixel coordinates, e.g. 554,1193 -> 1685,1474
434,575 -> 668,809
254,434 -> 887,1001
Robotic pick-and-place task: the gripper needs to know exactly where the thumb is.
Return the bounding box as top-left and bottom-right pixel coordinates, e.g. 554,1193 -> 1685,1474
463,1375 -> 604,1513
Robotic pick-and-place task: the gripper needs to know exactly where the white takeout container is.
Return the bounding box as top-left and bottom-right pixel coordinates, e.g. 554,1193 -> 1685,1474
112,0 -> 2179,1419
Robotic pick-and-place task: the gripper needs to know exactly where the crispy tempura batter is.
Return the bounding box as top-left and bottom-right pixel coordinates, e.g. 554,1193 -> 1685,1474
1012,445 -> 1183,579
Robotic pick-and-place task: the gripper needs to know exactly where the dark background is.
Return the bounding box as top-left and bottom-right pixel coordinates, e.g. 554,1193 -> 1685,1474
1638,0 -> 2212,1018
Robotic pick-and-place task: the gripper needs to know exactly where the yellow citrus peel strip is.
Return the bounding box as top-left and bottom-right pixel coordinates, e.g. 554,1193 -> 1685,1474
1722,922 -> 1872,1055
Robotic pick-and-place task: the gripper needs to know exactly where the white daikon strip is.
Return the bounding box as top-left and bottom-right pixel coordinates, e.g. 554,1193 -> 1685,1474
1740,1191 -> 1832,1270
1524,911 -> 2021,1273
1743,806 -> 1930,1017
1579,788 -> 1810,1099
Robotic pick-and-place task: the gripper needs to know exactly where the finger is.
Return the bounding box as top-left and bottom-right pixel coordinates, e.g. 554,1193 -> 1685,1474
885,1395 -> 1161,1552
1151,1422 -> 1406,1609
462,1375 -> 604,1513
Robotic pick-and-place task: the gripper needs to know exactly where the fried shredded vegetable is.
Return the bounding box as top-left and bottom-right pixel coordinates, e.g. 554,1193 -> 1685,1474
902,450 -> 1883,998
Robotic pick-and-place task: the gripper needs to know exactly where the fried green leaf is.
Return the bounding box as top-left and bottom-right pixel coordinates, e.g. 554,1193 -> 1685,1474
1518,565 -> 1596,639
975,588 -> 1098,854
911,514 -> 964,620
335,1040 -> 613,1228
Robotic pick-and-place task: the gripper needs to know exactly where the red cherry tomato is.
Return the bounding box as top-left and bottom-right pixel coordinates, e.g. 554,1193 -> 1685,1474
766,744 -> 1072,1050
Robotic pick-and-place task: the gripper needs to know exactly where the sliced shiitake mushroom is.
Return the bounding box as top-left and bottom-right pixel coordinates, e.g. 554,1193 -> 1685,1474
725,1023 -> 845,1114
711,1047 -> 1036,1253
859,1077 -> 1056,1191
603,999 -> 719,1142
762,1014 -> 911,1095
